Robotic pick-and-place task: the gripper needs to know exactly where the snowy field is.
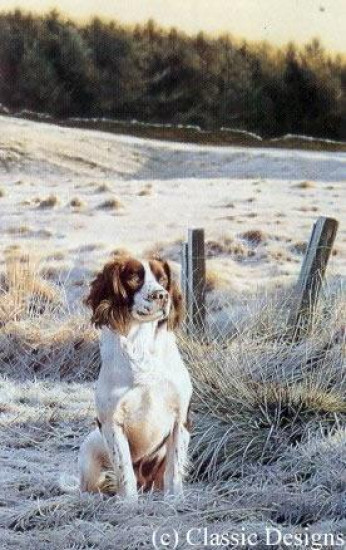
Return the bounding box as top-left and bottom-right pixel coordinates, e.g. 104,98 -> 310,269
0,115 -> 345,296
1,116 -> 346,549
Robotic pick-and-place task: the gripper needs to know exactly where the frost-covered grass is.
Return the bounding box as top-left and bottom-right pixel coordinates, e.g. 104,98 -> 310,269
1,257 -> 346,549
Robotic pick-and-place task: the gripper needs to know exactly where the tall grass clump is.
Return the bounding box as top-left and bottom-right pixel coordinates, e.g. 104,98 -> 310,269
180,282 -> 346,487
0,255 -> 99,380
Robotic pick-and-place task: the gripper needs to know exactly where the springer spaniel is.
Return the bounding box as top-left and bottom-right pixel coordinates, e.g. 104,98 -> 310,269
79,255 -> 193,500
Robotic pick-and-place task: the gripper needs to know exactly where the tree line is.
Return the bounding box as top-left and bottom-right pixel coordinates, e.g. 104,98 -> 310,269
0,9 -> 346,139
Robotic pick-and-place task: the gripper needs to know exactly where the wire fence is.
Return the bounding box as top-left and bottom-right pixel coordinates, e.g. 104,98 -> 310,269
181,217 -> 339,342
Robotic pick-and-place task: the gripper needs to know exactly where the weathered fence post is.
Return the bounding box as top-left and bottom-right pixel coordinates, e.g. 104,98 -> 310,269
288,216 -> 338,339
181,228 -> 206,337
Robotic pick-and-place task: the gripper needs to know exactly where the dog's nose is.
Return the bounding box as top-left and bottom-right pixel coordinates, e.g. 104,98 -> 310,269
150,289 -> 168,302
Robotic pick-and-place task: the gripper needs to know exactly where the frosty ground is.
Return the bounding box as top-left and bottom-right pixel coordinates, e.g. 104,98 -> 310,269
0,116 -> 346,549
1,115 -> 345,296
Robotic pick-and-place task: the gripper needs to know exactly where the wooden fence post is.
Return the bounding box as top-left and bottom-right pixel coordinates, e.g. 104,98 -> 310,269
288,216 -> 338,339
181,228 -> 206,337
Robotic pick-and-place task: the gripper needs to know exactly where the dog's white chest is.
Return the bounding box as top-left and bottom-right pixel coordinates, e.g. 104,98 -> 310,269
97,326 -> 192,422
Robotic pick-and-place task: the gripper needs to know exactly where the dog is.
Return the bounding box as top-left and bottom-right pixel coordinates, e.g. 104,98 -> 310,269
78,255 -> 193,500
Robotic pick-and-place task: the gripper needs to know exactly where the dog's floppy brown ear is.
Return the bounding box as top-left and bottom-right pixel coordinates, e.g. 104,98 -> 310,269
162,260 -> 184,330
85,257 -> 131,334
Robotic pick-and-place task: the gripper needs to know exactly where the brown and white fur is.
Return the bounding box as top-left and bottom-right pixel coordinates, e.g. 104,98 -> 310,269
78,255 -> 193,500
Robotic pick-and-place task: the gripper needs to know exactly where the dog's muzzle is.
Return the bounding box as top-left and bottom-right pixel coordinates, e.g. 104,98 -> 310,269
150,289 -> 169,308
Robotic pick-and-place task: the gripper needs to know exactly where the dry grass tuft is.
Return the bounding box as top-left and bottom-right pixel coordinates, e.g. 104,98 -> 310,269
182,285 -> 346,487
0,258 -> 99,380
266,247 -> 293,262
291,241 -> 307,255
69,197 -> 86,209
98,197 -> 124,210
137,187 -> 152,196
95,183 -> 111,193
5,225 -> 31,235
38,195 -> 59,209
0,316 -> 99,380
206,238 -> 253,259
37,229 -> 53,238
205,268 -> 229,292
0,255 -> 61,325
240,229 -> 267,245
0,187 -> 5,197
295,180 -> 316,189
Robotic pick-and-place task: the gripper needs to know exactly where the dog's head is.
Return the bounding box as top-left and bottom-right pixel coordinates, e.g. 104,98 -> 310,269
85,255 -> 184,334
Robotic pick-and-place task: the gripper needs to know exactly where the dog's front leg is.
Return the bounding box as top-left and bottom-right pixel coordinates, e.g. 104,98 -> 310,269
102,421 -> 138,501
164,422 -> 190,497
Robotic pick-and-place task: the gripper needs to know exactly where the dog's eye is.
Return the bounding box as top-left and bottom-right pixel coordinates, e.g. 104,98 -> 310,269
128,274 -> 140,285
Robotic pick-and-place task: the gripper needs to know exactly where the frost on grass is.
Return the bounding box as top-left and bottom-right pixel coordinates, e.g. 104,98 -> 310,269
1,257 -> 346,548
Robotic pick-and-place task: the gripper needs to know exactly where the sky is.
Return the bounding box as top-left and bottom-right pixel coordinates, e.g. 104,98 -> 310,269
0,0 -> 345,53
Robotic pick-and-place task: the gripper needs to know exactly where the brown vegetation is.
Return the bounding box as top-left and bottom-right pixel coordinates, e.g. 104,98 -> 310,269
38,195 -> 59,209
239,229 -> 267,245
98,197 -> 124,210
69,197 -> 86,209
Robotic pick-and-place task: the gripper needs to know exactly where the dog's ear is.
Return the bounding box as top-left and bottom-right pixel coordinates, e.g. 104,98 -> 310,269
85,257 -> 131,334
162,260 -> 185,330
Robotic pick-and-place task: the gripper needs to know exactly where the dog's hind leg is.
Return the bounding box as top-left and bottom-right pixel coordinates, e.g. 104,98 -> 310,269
79,429 -> 109,493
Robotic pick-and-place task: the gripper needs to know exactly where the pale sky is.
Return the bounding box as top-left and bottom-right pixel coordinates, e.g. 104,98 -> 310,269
0,0 -> 345,53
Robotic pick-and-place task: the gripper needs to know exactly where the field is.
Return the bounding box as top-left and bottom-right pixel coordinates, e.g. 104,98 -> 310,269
1,115 -> 346,549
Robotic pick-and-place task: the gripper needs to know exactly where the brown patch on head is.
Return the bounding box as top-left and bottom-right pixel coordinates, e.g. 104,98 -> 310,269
85,255 -> 145,334
149,259 -> 169,289
121,259 -> 145,294
149,257 -> 184,330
